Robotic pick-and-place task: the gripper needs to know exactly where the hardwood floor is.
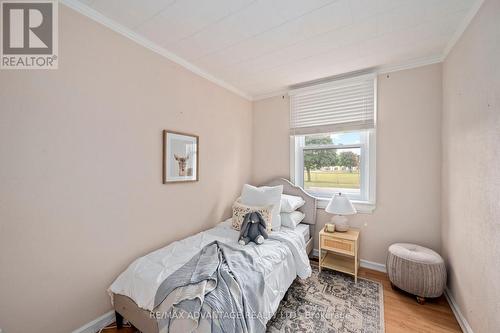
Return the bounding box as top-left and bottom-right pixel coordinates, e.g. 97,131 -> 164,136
101,267 -> 461,333
358,268 -> 461,333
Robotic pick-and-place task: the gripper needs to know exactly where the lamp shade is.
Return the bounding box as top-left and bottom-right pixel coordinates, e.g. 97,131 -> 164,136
325,193 -> 357,215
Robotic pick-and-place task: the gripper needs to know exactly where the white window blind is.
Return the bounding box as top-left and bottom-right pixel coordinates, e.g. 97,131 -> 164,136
289,74 -> 376,135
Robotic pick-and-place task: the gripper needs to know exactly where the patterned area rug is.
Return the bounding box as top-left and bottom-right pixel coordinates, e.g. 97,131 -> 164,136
267,263 -> 384,333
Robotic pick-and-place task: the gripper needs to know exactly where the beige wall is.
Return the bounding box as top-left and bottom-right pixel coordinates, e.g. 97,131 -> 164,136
252,64 -> 443,265
0,6 -> 252,333
442,0 -> 500,331
252,96 -> 291,182
2,1 -> 496,332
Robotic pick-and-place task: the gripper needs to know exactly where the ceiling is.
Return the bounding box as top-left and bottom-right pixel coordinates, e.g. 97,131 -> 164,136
70,0 -> 480,99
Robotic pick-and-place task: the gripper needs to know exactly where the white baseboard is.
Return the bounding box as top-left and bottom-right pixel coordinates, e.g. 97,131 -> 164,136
69,270 -> 473,333
360,259 -> 386,273
72,310 -> 115,333
311,249 -> 387,273
444,288 -> 474,333
312,248 -> 473,332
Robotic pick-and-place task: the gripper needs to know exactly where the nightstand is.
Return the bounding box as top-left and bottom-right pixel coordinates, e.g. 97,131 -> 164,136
319,228 -> 360,282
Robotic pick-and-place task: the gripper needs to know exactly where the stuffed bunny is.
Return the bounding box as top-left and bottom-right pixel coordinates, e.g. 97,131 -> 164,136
238,211 -> 269,245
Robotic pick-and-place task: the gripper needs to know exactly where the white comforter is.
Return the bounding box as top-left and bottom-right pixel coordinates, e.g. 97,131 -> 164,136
108,219 -> 312,317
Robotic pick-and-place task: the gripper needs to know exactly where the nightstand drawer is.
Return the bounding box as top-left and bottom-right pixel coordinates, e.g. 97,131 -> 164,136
321,236 -> 355,255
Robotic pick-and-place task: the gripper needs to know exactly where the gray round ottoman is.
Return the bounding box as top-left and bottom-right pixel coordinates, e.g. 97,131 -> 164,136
387,243 -> 446,304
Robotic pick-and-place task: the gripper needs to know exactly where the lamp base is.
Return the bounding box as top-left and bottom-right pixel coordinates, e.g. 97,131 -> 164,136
331,215 -> 350,232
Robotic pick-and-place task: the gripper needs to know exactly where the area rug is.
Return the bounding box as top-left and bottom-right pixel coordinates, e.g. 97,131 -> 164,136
267,263 -> 384,333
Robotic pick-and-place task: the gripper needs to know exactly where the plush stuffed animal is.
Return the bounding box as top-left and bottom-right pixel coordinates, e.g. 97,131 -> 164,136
238,211 -> 269,245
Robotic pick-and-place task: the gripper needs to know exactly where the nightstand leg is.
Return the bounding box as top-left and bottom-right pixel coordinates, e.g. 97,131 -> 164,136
319,250 -> 322,272
354,252 -> 358,284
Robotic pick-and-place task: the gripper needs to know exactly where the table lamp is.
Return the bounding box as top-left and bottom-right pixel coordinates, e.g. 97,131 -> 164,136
325,193 -> 357,232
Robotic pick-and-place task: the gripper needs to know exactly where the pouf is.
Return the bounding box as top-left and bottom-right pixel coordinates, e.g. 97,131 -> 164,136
386,243 -> 446,304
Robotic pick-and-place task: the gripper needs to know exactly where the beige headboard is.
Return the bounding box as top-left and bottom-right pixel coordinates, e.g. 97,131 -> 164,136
263,178 -> 317,225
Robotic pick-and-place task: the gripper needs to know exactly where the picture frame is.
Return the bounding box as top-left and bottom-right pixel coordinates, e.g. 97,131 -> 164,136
162,130 -> 199,184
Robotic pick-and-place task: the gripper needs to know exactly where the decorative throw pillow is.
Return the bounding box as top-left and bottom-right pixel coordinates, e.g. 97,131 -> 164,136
280,194 -> 306,213
240,184 -> 283,231
280,211 -> 305,229
232,201 -> 273,232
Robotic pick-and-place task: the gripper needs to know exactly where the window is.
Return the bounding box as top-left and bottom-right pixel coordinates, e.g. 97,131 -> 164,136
292,130 -> 375,202
289,74 -> 376,207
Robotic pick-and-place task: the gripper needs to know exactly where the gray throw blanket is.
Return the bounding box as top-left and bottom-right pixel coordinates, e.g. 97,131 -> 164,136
153,241 -> 267,333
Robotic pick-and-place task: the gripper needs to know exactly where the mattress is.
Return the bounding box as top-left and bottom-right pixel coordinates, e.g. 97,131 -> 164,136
295,223 -> 310,243
108,219 -> 312,317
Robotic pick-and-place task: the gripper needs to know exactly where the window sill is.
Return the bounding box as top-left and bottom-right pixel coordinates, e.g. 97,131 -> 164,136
316,198 -> 375,214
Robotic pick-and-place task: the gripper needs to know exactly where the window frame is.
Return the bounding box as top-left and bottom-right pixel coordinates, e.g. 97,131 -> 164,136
290,130 -> 376,213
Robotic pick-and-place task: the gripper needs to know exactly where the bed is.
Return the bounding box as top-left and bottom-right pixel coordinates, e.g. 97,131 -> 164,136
109,178 -> 317,333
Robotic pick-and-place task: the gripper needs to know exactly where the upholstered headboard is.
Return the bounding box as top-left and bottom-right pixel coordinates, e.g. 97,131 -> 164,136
263,178 -> 317,225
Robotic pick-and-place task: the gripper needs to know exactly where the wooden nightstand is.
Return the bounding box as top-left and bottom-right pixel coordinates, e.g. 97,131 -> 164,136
319,228 -> 360,282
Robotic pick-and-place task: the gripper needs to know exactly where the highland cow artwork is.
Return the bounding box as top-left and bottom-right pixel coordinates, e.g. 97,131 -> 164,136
163,130 -> 199,183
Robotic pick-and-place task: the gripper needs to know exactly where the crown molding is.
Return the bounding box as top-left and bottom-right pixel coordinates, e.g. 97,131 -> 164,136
244,0 -> 485,102
60,0 -> 252,101
252,89 -> 289,101
61,0 -> 483,103
252,54 -> 444,101
376,54 -> 444,74
442,0 -> 485,58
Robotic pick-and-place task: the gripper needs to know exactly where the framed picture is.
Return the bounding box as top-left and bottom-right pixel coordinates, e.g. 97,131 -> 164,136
162,130 -> 199,183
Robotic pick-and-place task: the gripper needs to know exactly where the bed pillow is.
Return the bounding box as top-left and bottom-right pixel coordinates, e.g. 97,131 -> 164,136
280,211 -> 305,229
280,194 -> 306,213
240,184 -> 283,231
231,201 -> 273,232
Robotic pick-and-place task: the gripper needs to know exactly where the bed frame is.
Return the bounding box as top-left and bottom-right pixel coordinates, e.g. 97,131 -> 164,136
263,178 -> 317,255
113,178 -> 317,332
